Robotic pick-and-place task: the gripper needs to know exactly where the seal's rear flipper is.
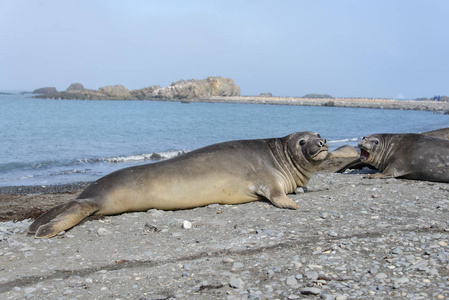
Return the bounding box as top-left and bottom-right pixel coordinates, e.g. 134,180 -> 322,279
28,199 -> 99,238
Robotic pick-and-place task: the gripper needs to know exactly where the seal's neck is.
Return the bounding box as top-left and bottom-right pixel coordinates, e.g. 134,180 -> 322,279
371,135 -> 396,171
269,139 -> 319,190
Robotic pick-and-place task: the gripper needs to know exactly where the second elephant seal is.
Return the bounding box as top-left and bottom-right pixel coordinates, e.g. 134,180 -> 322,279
357,133 -> 449,182
29,131 -> 328,238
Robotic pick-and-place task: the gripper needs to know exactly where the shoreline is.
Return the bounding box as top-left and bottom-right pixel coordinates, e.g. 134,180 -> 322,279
199,96 -> 449,112
28,93 -> 449,112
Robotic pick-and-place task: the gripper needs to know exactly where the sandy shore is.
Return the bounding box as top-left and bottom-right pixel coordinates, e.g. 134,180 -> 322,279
1,159 -> 448,299
201,96 -> 449,112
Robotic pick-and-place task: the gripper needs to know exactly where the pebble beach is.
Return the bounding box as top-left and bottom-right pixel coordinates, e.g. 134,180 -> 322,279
1,168 -> 448,299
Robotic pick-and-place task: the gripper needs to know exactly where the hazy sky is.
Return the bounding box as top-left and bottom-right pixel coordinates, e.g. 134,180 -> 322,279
1,1 -> 448,98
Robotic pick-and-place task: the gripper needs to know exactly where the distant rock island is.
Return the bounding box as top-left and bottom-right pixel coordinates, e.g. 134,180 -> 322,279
33,76 -> 241,100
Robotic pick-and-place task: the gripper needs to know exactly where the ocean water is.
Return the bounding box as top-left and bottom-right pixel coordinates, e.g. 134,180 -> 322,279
1,93 -> 448,187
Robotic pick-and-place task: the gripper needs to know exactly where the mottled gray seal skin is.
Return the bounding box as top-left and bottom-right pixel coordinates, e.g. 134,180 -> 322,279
336,127 -> 449,173
29,131 -> 328,238
355,133 -> 449,182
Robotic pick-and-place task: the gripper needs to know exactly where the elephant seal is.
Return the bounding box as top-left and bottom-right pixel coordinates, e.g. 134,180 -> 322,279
347,133 -> 449,182
423,127 -> 449,140
336,127 -> 449,173
326,145 -> 359,160
29,131 -> 328,238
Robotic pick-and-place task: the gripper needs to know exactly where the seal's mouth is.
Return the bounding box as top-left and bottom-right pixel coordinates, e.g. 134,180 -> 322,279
311,149 -> 329,161
360,149 -> 370,161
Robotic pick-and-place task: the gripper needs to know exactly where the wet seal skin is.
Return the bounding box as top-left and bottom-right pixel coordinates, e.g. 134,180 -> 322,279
29,132 -> 328,238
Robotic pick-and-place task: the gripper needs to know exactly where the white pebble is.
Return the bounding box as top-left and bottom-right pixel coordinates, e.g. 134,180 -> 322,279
182,220 -> 192,229
97,228 -> 112,236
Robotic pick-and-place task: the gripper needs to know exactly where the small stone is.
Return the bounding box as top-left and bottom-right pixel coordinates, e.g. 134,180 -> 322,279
97,228 -> 111,236
392,247 -> 403,254
271,266 -> 282,273
24,287 -> 36,294
320,212 -> 329,219
229,277 -> 244,289
395,277 -> 410,284
146,209 -> 164,217
63,289 -> 74,295
285,275 -> 298,287
295,187 -> 305,194
305,270 -> 319,280
301,287 -> 321,295
231,262 -> 244,271
182,220 -> 192,229
427,268 -> 440,276
375,273 -> 388,280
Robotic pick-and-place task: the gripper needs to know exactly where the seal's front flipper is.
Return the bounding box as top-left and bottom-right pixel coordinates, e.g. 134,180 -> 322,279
363,166 -> 408,179
265,188 -> 299,209
270,194 -> 299,210
28,199 -> 99,238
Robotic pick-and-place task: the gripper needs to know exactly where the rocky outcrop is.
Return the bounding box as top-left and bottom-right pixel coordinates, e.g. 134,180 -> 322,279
66,83 -> 84,91
259,93 -> 273,97
33,87 -> 57,94
98,85 -> 135,100
302,93 -> 334,99
33,77 -> 240,100
131,76 -> 240,100
33,83 -> 136,100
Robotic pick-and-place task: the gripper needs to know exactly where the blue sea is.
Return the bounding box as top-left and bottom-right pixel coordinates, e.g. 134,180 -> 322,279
1,92 -> 448,187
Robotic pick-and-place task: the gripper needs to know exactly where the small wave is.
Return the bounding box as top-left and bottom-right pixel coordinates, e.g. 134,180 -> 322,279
328,137 -> 360,143
105,150 -> 187,163
0,174 -> 35,183
50,169 -> 92,176
0,160 -> 58,172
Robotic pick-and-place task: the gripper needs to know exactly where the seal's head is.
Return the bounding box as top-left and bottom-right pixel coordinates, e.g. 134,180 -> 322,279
285,132 -> 329,164
358,134 -> 383,163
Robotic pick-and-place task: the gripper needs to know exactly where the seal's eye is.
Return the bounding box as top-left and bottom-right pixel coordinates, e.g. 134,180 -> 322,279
374,140 -> 379,144
300,140 -> 306,146
317,134 -> 321,138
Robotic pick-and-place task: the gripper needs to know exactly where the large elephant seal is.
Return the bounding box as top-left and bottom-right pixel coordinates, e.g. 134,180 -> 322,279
29,132 -> 328,238
348,133 -> 449,182
336,127 -> 449,173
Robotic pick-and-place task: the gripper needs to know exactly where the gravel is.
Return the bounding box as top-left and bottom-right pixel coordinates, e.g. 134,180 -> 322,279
1,172 -> 449,299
